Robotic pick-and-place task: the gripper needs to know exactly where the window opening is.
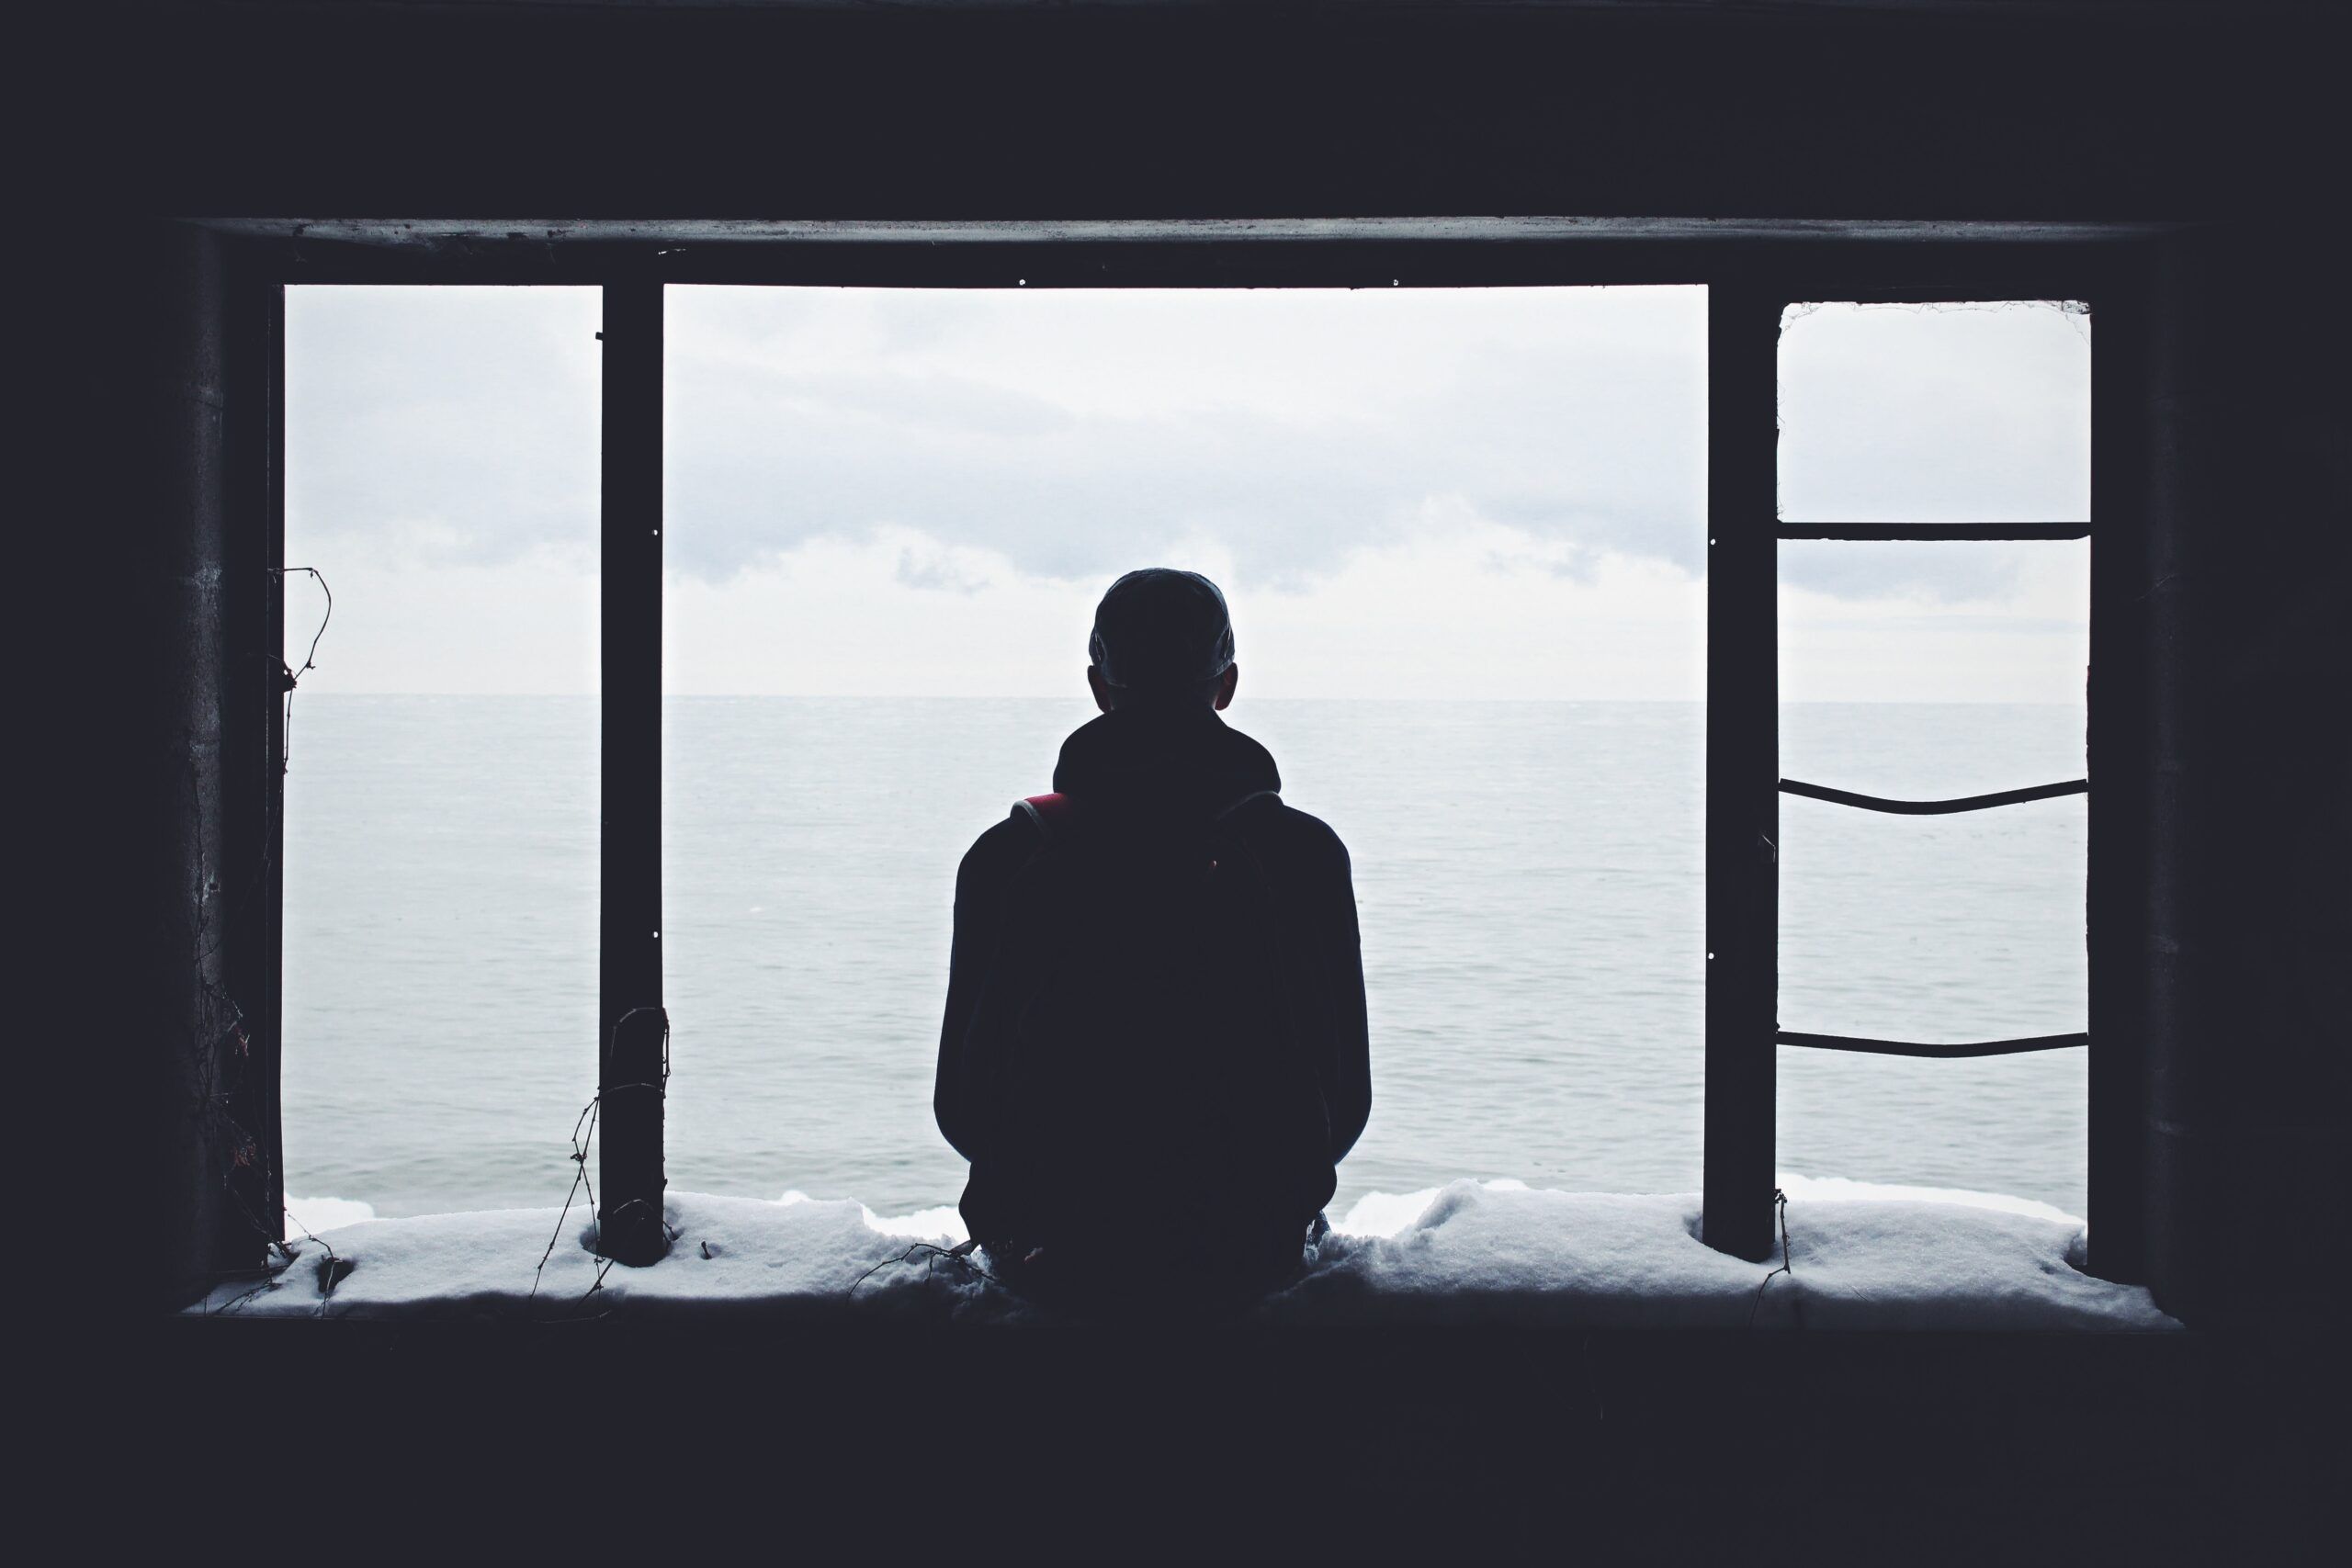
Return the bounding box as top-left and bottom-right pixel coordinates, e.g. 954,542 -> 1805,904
1703,295 -> 2096,1257
659,284 -> 1711,1224
279,286 -> 603,1224
277,271 -> 2120,1277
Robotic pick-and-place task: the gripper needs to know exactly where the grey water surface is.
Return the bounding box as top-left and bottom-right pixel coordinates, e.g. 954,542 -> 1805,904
281,696 -> 2089,1223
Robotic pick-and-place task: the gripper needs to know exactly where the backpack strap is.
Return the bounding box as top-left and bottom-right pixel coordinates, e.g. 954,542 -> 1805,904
1013,792 -> 1076,843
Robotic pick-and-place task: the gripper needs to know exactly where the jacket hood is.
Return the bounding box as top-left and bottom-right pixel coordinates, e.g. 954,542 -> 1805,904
1051,703 -> 1281,821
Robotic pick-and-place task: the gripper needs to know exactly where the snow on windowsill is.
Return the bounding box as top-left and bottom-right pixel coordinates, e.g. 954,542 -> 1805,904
197,1178 -> 2178,1331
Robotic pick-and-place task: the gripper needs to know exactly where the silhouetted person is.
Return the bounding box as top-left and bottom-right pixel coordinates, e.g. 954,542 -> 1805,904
934,569 -> 1372,1316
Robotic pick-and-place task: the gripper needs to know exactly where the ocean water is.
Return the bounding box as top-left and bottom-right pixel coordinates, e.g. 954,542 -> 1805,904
280,696 -> 2090,1225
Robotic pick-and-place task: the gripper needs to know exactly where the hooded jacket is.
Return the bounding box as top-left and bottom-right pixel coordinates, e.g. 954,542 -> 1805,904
933,702 -> 1372,1265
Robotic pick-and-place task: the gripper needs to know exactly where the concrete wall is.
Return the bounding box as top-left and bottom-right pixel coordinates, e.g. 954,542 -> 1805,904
33,3 -> 2345,1323
2143,226 -> 2351,1331
34,3 -> 2344,226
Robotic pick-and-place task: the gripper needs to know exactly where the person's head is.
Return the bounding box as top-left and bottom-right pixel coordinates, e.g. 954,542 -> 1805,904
1087,568 -> 1239,714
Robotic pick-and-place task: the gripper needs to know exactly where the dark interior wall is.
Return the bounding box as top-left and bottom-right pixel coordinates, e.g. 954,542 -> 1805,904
31,2 -> 2346,226
34,3 -> 2346,1323
2144,226 -> 2352,1333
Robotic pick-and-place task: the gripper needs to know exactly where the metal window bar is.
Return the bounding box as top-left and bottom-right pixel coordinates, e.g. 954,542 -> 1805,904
1778,777 -> 2087,814
1776,522 -> 2090,541
1776,1031 -> 2089,1059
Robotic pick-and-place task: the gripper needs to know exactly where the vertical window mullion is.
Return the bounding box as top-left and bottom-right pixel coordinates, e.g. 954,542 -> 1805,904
2086,280 -> 2150,1284
1702,283 -> 1782,1262
229,268 -> 288,1250
599,279 -> 670,1266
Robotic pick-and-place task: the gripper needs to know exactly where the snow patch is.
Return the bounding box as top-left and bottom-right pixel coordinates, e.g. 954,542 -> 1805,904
782,1189 -> 970,1240
1272,1179 -> 2161,1330
193,1181 -> 2176,1332
1774,1173 -> 2082,1227
861,1202 -> 968,1240
1333,1187 -> 1444,1238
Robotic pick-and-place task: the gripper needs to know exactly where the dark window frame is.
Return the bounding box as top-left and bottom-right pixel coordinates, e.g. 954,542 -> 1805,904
246,230 -> 2151,1281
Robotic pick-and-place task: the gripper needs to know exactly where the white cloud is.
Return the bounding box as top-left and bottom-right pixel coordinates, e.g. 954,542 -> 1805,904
658,513 -> 1704,701
1779,540 -> 2090,705
285,285 -> 2091,701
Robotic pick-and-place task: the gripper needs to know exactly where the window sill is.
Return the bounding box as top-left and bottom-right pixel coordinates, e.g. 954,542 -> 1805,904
188,1181 -> 2177,1332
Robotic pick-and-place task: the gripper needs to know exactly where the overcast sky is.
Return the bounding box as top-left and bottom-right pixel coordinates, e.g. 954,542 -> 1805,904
285,285 -> 2089,702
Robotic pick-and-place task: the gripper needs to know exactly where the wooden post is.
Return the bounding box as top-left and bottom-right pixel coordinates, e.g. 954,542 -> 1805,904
598,280 -> 669,1267
1702,283 -> 1780,1262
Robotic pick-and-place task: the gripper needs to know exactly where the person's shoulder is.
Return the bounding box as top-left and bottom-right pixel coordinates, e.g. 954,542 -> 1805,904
957,811 -> 1041,882
1257,799 -> 1353,872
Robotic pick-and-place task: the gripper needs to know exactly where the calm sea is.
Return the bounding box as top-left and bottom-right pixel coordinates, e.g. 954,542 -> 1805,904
281,696 -> 2091,1224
